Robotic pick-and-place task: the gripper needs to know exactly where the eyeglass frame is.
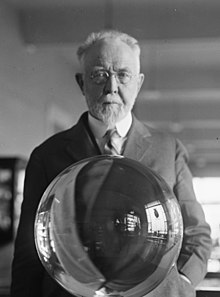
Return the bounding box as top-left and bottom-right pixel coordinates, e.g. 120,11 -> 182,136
89,69 -> 138,85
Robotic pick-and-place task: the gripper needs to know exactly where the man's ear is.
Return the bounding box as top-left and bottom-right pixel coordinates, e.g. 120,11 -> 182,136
75,73 -> 85,95
137,73 -> 145,93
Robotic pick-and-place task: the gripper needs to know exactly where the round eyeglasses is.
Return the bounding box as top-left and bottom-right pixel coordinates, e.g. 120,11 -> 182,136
90,70 -> 136,85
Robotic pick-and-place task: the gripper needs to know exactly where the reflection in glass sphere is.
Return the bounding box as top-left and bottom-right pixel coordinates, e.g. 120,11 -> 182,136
34,156 -> 183,297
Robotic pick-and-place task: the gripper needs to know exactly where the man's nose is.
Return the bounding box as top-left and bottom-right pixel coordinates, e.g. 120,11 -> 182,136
103,74 -> 119,94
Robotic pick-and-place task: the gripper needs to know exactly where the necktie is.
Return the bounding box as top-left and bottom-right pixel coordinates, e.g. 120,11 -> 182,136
104,129 -> 122,155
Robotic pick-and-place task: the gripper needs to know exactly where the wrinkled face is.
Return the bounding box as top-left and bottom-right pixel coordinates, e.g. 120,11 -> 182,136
76,38 -> 144,127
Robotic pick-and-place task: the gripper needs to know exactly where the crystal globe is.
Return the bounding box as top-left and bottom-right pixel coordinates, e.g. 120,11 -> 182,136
34,156 -> 183,297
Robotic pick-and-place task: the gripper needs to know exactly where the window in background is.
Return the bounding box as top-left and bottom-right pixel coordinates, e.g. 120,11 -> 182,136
193,177 -> 220,276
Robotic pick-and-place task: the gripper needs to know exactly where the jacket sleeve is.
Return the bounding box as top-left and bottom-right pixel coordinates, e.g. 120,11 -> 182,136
11,149 -> 48,296
174,139 -> 212,287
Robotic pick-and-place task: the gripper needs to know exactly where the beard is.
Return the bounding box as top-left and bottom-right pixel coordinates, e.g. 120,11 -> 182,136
88,100 -> 126,127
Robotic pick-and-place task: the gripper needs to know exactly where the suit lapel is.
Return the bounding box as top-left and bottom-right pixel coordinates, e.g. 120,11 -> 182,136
65,112 -> 101,161
123,115 -> 152,161
64,112 -> 152,163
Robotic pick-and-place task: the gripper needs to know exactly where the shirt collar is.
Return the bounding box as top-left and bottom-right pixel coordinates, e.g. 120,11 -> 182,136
88,112 -> 132,138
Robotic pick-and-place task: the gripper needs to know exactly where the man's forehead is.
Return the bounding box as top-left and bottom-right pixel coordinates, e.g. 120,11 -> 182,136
84,38 -> 139,70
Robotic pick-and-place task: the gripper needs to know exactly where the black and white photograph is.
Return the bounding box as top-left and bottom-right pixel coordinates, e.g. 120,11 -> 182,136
0,1 -> 219,297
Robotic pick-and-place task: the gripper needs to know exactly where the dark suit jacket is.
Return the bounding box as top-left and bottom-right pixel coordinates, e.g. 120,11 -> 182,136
11,112 -> 211,297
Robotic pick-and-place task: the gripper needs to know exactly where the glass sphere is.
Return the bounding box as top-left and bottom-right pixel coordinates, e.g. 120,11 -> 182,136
35,156 -> 183,297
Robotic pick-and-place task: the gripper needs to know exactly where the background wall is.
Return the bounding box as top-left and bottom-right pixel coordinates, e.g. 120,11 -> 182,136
0,2 -> 86,159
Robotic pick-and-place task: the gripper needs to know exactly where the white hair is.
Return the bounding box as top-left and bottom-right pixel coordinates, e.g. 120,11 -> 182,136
77,29 -> 141,68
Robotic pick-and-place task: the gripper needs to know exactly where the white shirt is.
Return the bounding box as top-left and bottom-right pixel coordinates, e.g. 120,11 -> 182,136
88,112 -> 132,153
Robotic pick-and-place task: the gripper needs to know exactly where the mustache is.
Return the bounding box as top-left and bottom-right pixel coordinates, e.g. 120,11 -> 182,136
99,95 -> 123,105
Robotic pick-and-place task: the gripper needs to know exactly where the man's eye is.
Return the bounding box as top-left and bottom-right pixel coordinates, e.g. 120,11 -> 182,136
118,72 -> 130,79
95,72 -> 106,78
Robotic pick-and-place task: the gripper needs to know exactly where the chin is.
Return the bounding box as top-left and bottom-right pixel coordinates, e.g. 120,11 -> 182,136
92,104 -> 125,126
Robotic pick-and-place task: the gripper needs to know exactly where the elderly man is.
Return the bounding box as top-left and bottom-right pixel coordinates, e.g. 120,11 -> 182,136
11,30 -> 211,297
